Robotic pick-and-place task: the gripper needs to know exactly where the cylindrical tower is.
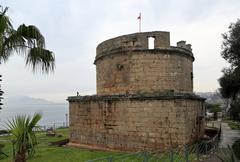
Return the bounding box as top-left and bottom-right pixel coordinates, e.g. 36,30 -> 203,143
68,31 -> 205,152
95,31 -> 194,95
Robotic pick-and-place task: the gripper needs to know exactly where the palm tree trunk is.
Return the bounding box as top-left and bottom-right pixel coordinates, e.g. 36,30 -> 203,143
15,150 -> 26,162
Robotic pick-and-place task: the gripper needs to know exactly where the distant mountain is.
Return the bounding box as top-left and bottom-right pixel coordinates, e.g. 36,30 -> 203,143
3,96 -> 67,107
0,96 -> 68,129
196,92 -> 224,105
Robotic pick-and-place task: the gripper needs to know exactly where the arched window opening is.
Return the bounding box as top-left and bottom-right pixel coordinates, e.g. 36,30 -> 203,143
148,37 -> 155,49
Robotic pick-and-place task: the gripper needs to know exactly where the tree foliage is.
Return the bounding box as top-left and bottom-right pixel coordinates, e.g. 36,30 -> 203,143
0,6 -> 55,73
219,19 -> 240,121
229,99 -> 240,121
219,19 -> 240,99
206,103 -> 221,113
221,19 -> 240,69
206,103 -> 222,119
219,68 -> 240,99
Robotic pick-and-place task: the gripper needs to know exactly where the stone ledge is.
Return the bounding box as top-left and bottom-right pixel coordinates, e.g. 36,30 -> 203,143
67,93 -> 205,102
94,47 -> 194,64
66,142 -> 124,152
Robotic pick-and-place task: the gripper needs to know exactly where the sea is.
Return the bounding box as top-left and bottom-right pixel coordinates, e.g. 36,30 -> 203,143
0,103 -> 68,130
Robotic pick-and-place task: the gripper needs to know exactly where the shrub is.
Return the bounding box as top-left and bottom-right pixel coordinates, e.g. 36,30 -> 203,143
232,139 -> 240,159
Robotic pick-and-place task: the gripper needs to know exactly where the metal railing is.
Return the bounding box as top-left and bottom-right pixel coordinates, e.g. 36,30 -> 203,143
86,140 -> 221,162
86,126 -> 221,162
32,122 -> 69,132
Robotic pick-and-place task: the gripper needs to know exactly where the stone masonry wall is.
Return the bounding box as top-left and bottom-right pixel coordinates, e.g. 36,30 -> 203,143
95,31 -> 194,96
96,50 -> 193,95
96,31 -> 171,56
69,96 -> 205,152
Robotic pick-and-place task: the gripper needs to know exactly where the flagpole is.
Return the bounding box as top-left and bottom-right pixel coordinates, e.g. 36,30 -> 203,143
138,13 -> 141,32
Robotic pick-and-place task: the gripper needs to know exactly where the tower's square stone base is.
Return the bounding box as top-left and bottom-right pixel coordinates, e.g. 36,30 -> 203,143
68,95 -> 205,152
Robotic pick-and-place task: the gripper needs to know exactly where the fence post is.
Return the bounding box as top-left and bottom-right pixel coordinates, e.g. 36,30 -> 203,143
142,150 -> 149,162
218,123 -> 222,139
169,147 -> 174,162
184,145 -> 189,162
204,142 -> 207,154
196,143 -> 200,161
108,155 -> 113,162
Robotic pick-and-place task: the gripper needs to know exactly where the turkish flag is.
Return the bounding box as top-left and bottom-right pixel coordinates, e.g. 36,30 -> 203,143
137,13 -> 141,20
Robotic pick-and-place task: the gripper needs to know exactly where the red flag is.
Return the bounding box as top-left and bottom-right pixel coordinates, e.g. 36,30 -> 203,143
137,13 -> 141,20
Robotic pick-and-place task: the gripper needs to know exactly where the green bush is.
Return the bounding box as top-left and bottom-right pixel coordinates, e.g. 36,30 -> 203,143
227,121 -> 240,130
232,139 -> 240,159
206,103 -> 222,119
206,103 -> 221,113
229,99 -> 240,121
0,130 -> 8,135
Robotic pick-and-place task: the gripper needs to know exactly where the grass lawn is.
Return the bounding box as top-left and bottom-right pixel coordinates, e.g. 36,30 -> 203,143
0,128 -> 199,162
0,128 -> 121,162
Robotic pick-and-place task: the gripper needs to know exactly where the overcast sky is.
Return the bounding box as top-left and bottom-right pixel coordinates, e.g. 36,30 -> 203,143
1,0 -> 239,103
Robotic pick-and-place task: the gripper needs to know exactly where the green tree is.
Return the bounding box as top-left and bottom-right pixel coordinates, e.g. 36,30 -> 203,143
206,103 -> 222,119
229,99 -> 240,121
206,103 -> 221,113
0,6 -> 55,72
221,19 -> 240,69
219,19 -> 240,120
219,19 -> 240,99
6,113 -> 42,162
219,68 -> 240,100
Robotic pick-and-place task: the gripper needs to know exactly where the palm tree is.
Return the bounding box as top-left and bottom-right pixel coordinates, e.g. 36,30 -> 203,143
6,113 -> 42,162
0,6 -> 55,73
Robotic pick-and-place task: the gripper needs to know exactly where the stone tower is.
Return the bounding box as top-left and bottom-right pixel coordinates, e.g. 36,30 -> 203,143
68,31 -> 205,151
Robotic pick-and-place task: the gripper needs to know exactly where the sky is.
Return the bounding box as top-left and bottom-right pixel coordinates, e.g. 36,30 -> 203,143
0,0 -> 240,103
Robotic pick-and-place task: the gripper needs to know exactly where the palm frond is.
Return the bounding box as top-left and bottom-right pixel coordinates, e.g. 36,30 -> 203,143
29,113 -> 42,130
0,6 -> 14,62
0,6 -> 55,73
1,30 -> 26,61
0,6 -> 13,34
26,47 -> 55,73
17,24 -> 45,48
5,113 -> 42,158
